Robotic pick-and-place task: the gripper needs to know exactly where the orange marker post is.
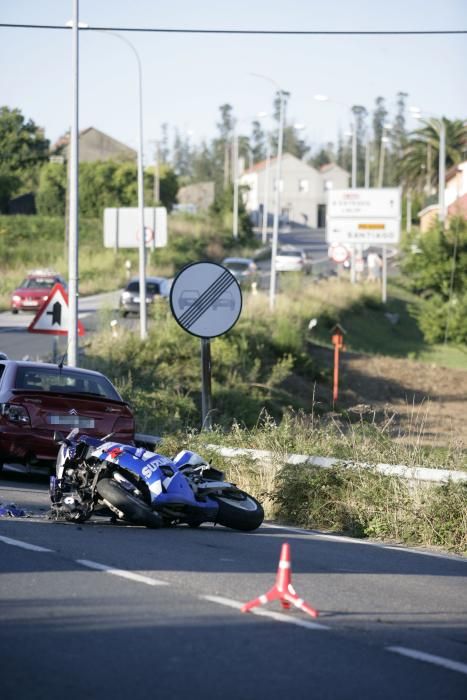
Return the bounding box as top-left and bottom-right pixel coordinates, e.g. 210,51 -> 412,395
330,324 -> 346,403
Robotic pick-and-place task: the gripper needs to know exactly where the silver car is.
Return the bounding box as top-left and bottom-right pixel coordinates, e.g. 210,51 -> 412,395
119,276 -> 172,316
275,247 -> 311,273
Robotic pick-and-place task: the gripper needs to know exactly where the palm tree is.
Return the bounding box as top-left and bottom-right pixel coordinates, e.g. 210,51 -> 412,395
400,117 -> 467,193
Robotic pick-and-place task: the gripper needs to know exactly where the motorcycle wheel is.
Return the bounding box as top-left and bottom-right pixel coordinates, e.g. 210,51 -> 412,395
212,490 -> 264,531
96,478 -> 162,529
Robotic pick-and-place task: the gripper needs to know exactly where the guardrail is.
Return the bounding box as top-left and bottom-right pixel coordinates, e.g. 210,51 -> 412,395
205,445 -> 467,485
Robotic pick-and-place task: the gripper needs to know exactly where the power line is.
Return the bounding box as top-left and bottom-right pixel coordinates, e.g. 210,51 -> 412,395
1,23 -> 467,35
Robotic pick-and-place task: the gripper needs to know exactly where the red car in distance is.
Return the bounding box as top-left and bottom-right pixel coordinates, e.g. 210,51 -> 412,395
0,360 -> 135,474
10,270 -> 67,314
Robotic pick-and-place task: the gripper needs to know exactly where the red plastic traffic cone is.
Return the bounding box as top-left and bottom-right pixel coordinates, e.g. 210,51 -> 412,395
241,542 -> 318,618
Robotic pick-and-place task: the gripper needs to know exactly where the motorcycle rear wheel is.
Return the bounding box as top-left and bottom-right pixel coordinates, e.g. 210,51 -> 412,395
212,490 -> 264,531
96,478 -> 162,529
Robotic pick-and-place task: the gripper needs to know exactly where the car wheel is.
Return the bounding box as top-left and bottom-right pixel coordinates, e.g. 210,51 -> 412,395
11,309 -> 18,315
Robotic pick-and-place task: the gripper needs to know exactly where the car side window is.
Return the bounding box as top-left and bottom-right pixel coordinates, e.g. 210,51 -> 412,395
0,364 -> 5,385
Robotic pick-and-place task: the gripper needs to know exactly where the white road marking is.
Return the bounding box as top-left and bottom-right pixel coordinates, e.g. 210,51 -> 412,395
0,534 -> 54,552
263,523 -> 467,563
202,594 -> 329,630
387,646 -> 467,676
75,558 -> 168,586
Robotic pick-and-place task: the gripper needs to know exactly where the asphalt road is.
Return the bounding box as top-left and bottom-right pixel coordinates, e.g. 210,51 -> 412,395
0,477 -> 466,700
0,290 -> 121,361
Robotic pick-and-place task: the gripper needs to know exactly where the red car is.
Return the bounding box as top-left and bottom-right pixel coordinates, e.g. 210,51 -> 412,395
10,270 -> 67,314
0,360 -> 135,473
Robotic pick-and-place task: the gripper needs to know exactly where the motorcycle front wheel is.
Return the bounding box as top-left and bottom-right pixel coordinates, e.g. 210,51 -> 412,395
212,490 -> 264,531
96,478 -> 162,529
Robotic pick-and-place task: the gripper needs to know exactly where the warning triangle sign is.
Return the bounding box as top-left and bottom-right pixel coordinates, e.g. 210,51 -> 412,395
28,283 -> 85,336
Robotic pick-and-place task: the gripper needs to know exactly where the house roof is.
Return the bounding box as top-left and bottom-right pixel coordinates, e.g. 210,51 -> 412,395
51,127 -> 136,156
418,204 -> 439,218
320,162 -> 348,175
242,152 -> 318,175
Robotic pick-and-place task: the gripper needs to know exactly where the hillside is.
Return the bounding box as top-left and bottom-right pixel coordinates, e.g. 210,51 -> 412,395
311,346 -> 467,449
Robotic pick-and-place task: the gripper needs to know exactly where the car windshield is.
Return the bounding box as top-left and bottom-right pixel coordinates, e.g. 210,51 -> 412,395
15,366 -> 122,400
126,281 -> 160,295
225,262 -> 250,271
20,277 -> 57,289
278,250 -> 301,257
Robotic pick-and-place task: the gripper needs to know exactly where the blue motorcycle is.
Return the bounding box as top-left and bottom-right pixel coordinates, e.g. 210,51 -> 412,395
49,430 -> 264,531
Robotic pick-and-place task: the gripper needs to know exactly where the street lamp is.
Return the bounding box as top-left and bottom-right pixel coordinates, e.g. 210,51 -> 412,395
314,95 -> 357,188
67,0 -> 80,367
250,74 -> 286,311
377,122 -> 392,187
96,30 -> 147,339
410,106 -> 446,224
315,94 -> 359,283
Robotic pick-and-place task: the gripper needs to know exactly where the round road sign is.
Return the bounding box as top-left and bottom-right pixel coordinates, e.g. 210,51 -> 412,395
170,261 -> 242,338
328,244 -> 349,264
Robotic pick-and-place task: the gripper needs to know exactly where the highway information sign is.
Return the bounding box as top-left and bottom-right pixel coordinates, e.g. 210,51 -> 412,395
170,262 -> 242,339
103,207 -> 168,249
326,188 -> 401,245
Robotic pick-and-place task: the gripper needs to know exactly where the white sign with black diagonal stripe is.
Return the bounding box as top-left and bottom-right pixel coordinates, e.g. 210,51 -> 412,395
170,262 -> 242,338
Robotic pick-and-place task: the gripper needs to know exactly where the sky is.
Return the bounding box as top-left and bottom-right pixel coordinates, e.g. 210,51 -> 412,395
1,0 -> 466,164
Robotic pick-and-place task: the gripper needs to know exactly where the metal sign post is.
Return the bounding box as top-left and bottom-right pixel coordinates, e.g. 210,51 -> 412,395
201,338 -> 212,430
170,262 -> 242,430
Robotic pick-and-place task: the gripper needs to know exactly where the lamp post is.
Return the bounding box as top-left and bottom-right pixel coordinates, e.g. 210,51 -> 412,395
67,0 -> 80,367
251,74 -> 285,311
96,30 -> 147,339
315,95 -> 359,283
314,95 -> 358,187
377,122 -> 392,188
232,126 -> 240,239
261,140 -> 271,244
410,107 -> 447,225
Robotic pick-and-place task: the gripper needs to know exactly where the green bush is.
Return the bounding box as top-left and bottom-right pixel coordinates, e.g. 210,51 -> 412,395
271,463 -> 467,553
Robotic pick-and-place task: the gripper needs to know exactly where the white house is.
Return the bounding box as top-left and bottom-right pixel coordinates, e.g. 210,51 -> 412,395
239,154 -> 350,228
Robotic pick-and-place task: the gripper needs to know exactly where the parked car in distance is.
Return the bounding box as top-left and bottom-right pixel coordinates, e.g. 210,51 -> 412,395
221,257 -> 258,286
275,246 -> 312,274
119,276 -> 172,316
0,360 -> 135,474
10,270 -> 67,313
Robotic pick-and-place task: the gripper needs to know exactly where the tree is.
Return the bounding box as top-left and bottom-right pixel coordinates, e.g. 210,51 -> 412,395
36,162 -> 67,216
0,106 -> 49,212
217,104 -> 235,187
172,129 -> 193,177
402,218 -> 467,344
351,105 -> 368,186
400,118 -> 467,193
250,119 -> 267,163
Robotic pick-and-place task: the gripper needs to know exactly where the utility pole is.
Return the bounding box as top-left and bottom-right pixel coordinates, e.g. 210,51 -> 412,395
153,140 -> 160,203
67,0 -> 80,367
438,119 -> 446,226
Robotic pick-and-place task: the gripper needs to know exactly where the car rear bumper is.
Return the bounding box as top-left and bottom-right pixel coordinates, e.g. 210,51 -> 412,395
0,425 -> 134,465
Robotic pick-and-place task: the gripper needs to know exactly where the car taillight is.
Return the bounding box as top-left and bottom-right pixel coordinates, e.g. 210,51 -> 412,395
1,403 -> 31,425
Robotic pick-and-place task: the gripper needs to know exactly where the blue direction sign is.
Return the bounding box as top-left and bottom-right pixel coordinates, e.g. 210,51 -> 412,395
170,262 -> 242,338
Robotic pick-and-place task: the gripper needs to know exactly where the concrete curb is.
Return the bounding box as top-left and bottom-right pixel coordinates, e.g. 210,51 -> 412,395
205,445 -> 467,485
